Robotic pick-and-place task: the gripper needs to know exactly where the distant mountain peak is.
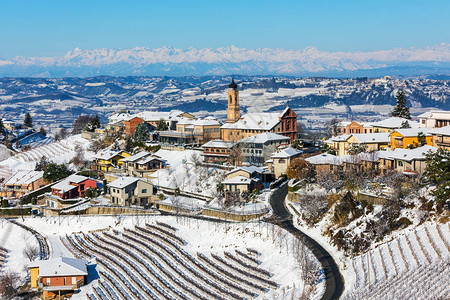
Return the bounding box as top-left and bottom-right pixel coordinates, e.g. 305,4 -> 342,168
1,44 -> 449,77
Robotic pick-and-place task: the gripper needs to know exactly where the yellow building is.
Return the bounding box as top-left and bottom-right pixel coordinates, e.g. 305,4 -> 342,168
371,117 -> 419,133
325,133 -> 390,156
175,117 -> 221,143
430,125 -> 450,150
389,128 -> 433,149
92,149 -> 131,172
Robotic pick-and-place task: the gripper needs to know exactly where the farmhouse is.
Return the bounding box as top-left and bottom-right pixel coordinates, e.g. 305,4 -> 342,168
91,149 -> 131,172
269,147 -> 302,178
121,151 -> 165,177
371,117 -> 419,133
389,128 -> 433,149
29,257 -> 88,299
201,140 -> 235,165
0,170 -> 44,198
418,110 -> 450,128
109,176 -> 157,207
430,125 -> 450,150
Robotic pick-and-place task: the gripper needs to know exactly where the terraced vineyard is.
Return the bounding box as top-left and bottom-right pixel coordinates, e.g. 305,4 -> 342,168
15,141 -> 72,162
62,222 -> 279,300
343,223 -> 450,299
0,246 -> 8,271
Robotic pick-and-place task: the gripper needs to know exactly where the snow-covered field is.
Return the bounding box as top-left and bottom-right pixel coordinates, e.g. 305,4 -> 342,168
151,149 -> 225,196
0,218 -> 39,277
0,134 -> 93,181
343,223 -> 450,299
2,215 -> 325,299
286,199 -> 450,299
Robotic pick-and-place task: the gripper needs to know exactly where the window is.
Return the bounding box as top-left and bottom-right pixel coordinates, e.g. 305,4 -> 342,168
72,277 -> 76,284
142,189 -> 147,194
46,278 -> 50,285
229,95 -> 232,104
64,277 -> 66,285
398,161 -> 403,167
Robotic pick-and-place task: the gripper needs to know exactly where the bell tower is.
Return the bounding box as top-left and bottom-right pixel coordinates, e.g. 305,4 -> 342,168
226,78 -> 240,123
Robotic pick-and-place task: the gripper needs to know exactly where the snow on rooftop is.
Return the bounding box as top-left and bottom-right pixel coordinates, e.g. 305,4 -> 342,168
221,112 -> 282,130
135,110 -> 185,122
120,151 -> 150,162
51,180 -> 78,192
201,140 -> 234,148
108,112 -> 132,123
66,174 -> 90,184
352,132 -> 391,143
271,147 -> 302,159
392,128 -> 433,137
4,170 -> 43,185
222,175 -> 256,185
326,134 -> 352,143
93,149 -> 125,160
108,176 -> 140,189
371,117 -> 419,129
51,174 -> 90,192
29,257 -> 88,277
429,125 -> 450,136
239,132 -> 290,144
305,153 -> 343,165
417,110 -> 450,118
388,145 -> 438,161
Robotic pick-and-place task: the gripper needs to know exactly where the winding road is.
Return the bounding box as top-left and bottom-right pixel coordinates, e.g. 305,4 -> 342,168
269,182 -> 344,300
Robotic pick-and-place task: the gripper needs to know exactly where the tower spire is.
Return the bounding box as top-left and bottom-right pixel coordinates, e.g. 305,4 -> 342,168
226,78 -> 240,123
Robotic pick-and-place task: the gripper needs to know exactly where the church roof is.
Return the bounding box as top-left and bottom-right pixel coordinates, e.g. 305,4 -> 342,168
229,79 -> 238,89
221,112 -> 281,130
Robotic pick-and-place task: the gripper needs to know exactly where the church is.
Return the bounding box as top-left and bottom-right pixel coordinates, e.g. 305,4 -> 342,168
220,79 -> 298,142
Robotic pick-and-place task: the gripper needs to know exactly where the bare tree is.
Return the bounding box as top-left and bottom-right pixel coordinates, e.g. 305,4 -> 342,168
293,238 -> 321,299
72,144 -> 86,169
0,271 -> 21,300
325,118 -> 340,137
23,244 -> 39,261
229,142 -> 243,166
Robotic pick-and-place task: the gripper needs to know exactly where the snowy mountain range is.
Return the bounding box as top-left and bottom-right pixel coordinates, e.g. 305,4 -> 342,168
1,44 -> 450,77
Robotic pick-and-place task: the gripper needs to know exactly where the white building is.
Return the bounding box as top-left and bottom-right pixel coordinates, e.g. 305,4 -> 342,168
418,110 -> 450,128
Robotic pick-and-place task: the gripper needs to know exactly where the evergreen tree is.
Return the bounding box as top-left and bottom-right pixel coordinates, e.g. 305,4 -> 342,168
35,156 -> 51,171
92,115 -> 100,129
24,113 -> 33,128
417,132 -> 426,146
43,163 -> 72,182
391,90 -> 411,119
424,148 -> 450,206
400,121 -> 411,128
39,126 -> 46,136
156,118 -> 169,131
125,136 -> 133,152
0,118 -> 5,136
59,128 -> 68,140
291,139 -> 303,150
134,122 -> 151,143
72,115 -> 92,134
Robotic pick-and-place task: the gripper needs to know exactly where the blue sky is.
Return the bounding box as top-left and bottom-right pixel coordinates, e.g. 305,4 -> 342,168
1,0 -> 449,58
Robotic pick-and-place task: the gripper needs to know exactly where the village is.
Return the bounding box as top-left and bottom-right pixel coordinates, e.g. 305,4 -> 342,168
0,80 -> 449,299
